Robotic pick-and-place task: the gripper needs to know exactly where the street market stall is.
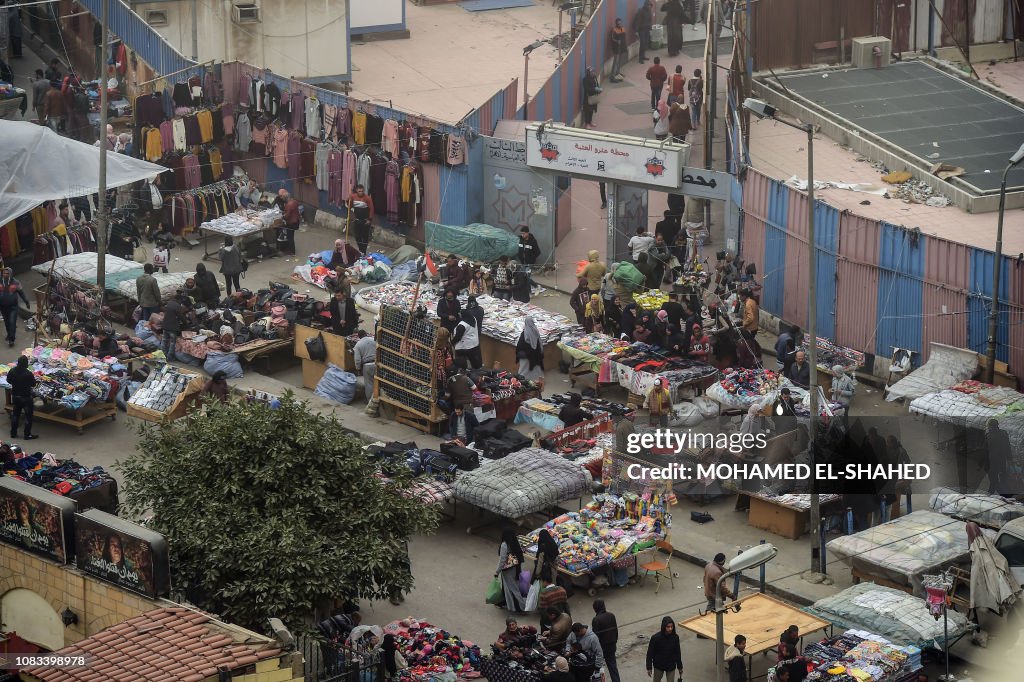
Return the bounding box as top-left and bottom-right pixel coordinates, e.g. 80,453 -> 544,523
885,342 -> 978,402
705,367 -> 786,411
799,631 -> 922,682
357,281 -> 575,369
6,450 -> 119,513
293,325 -> 356,389
126,364 -> 205,422
514,394 -> 627,433
380,618 -> 482,681
806,582 -> 973,650
735,491 -> 844,540
799,337 -> 865,395
928,487 -> 1024,529
678,592 -> 832,663
0,347 -> 122,433
200,206 -> 282,260
558,333 -> 719,401
454,448 -> 592,521
826,510 -> 994,596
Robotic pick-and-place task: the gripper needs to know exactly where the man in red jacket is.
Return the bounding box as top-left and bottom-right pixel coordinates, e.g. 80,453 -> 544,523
646,57 -> 668,110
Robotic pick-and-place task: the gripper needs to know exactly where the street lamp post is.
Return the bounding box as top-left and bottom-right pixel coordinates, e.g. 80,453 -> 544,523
557,2 -> 582,63
743,98 -> 821,574
522,41 -> 546,120
985,142 -> 1024,383
714,544 -> 778,682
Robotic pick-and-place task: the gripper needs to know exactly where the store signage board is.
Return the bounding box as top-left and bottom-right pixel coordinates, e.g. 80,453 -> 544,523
75,509 -> 170,599
525,124 -> 689,191
0,478 -> 75,564
680,167 -> 732,202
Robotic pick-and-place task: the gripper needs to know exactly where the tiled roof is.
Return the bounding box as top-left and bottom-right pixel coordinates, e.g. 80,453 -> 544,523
24,607 -> 282,681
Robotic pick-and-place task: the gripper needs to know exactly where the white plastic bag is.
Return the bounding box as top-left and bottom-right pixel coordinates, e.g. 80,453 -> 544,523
524,580 -> 541,612
693,396 -> 720,419
669,402 -> 703,427
149,182 -> 163,209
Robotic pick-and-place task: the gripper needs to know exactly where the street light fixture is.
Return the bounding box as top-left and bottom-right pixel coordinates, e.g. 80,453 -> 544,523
743,97 -> 823,576
985,141 -> 1024,383
522,40 -> 547,120
713,543 -> 779,682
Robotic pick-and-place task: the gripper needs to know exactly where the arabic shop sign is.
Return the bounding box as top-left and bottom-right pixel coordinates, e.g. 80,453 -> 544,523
0,478 -> 75,564
680,167 -> 732,202
75,509 -> 170,598
487,137 -> 527,165
525,124 -> 689,191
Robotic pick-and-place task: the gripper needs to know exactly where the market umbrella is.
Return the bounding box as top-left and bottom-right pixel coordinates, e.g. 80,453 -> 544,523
970,531 -> 1022,615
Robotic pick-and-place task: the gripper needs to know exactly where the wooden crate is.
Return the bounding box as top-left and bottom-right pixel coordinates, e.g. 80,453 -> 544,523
126,368 -> 205,423
293,324 -> 355,372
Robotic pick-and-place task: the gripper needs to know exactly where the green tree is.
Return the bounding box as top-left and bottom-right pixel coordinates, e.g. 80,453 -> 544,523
119,394 -> 438,630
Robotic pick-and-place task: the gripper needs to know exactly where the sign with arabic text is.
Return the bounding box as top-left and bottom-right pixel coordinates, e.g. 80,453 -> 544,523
75,509 -> 169,598
525,124 -> 688,190
0,478 -> 75,564
680,167 -> 732,201
486,137 -> 528,165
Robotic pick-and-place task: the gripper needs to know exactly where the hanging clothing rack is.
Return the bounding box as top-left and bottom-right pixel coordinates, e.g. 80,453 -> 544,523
137,60 -> 218,90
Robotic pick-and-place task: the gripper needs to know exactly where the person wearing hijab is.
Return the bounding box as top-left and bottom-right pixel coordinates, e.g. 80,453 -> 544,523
604,295 -> 622,338
543,656 -> 575,682
193,262 -> 221,307
381,633 -> 407,680
516,317 -> 545,388
584,294 -> 605,333
536,528 -> 560,585
620,303 -> 638,341
495,527 -> 526,612
7,356 -> 37,440
465,294 -> 485,333
328,238 -> 360,270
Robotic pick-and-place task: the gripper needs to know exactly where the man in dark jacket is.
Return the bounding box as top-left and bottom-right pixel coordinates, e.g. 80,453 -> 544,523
591,600 -> 620,682
661,293 -> 684,329
635,253 -> 659,290
569,277 -> 590,326
558,393 -> 592,428
437,289 -> 461,334
646,616 -> 683,681
786,350 -> 810,389
633,0 -> 652,63
162,297 -> 183,362
446,404 -> 479,444
0,268 -> 31,348
193,262 -> 221,306
329,289 -> 359,336
518,226 -> 541,265
7,356 -> 37,440
445,255 -> 469,292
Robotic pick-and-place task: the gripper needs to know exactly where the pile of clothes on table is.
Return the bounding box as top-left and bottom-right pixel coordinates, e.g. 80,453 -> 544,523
0,347 -> 125,410
3,450 -> 113,496
610,344 -> 718,385
382,618 -> 482,682
482,639 -> 557,682
522,509 -> 665,574
801,630 -> 918,682
201,207 -> 282,235
560,334 -> 631,356
802,337 -> 865,372
705,368 -> 784,409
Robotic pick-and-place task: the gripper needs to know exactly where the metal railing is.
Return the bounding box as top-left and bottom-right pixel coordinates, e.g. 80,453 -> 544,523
297,636 -> 384,682
77,0 -> 195,77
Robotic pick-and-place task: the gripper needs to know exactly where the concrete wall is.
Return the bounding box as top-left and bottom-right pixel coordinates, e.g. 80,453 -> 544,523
132,0 -> 350,81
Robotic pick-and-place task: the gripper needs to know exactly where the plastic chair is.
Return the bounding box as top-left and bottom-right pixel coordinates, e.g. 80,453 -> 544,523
638,540 -> 675,593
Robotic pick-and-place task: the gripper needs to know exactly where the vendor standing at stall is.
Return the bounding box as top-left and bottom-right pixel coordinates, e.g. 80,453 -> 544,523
646,378 -> 672,427
7,356 -> 38,441
516,317 -> 546,390
348,185 -> 374,255
493,256 -> 513,300
433,328 -> 455,390
329,290 -> 359,336
830,365 -> 855,410
0,269 -> 31,348
352,330 -> 377,398
558,393 -> 592,428
453,309 -> 482,370
437,289 -> 461,335
444,255 -> 469,293
446,368 -> 476,411
570,277 -> 590,326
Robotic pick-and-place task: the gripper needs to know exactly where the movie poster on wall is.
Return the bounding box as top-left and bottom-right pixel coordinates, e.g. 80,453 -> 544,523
74,509 -> 169,598
0,478 -> 75,564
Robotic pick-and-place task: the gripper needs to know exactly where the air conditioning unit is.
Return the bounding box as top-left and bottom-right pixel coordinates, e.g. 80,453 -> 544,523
145,9 -> 168,27
851,36 -> 892,69
233,2 -> 261,23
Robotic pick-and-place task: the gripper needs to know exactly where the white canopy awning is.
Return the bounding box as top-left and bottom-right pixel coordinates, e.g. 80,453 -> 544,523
0,121 -> 166,227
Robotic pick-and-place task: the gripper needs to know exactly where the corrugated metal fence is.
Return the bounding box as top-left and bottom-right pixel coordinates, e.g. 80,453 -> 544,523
525,0 -> 642,124
741,168 -> 1024,381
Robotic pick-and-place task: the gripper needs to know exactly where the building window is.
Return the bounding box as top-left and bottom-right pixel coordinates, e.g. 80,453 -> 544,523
145,9 -> 169,27
233,2 -> 261,23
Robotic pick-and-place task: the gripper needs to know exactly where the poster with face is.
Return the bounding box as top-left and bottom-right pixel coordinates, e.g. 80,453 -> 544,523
74,510 -> 168,598
0,479 -> 74,563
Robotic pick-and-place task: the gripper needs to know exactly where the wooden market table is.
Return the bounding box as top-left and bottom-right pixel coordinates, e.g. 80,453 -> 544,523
5,390 -> 116,434
679,592 -> 832,664
735,492 -> 843,540
293,324 -> 355,389
479,334 -> 562,373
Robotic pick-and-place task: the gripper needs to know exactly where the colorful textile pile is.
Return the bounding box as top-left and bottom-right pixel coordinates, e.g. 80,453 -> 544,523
381,618 -> 481,681
705,368 -> 785,409
803,631 -> 914,681
561,333 -> 630,356
801,337 -> 864,371
5,452 -> 114,498
521,509 -> 665,574
0,347 -> 123,410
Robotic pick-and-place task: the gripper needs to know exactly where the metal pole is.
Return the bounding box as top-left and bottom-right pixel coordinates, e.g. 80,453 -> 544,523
96,0 -> 109,294
715,583 -> 725,682
943,603 -> 951,681
986,163 -> 1012,383
523,53 -> 530,120
191,0 -> 199,61
606,183 -> 617,264
758,538 -> 766,591
806,124 -> 821,574
705,0 -> 718,232
558,10 -> 563,63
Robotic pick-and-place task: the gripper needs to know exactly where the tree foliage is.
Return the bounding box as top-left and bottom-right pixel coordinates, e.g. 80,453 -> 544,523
119,394 -> 438,630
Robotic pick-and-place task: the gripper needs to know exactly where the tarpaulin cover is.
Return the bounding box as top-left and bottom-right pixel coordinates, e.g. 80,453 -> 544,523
929,487 -> 1024,529
425,221 -> 519,262
826,510 -> 994,596
0,121 -> 165,227
33,253 -> 143,292
885,343 -> 978,402
454,447 -> 592,519
807,583 -> 972,650
909,391 -> 1024,463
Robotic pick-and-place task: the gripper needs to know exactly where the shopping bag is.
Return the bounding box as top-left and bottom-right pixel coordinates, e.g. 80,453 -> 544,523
485,577 -> 503,605
132,245 -> 148,263
518,569 -> 533,596
524,580 -> 541,612
305,333 -> 327,362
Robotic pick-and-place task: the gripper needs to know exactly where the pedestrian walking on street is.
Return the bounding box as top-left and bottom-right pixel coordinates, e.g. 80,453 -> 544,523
634,1 -> 653,63
32,70 -> 49,124
726,635 -> 747,682
662,0 -> 686,56
646,616 -> 684,682
42,80 -> 66,133
609,19 -> 627,81
592,600 -> 621,682
7,356 -> 37,440
218,237 -> 245,296
646,57 -> 668,110
0,268 -> 30,348
495,527 -> 526,613
688,69 -> 705,127
136,263 -> 162,323
668,65 -> 686,104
